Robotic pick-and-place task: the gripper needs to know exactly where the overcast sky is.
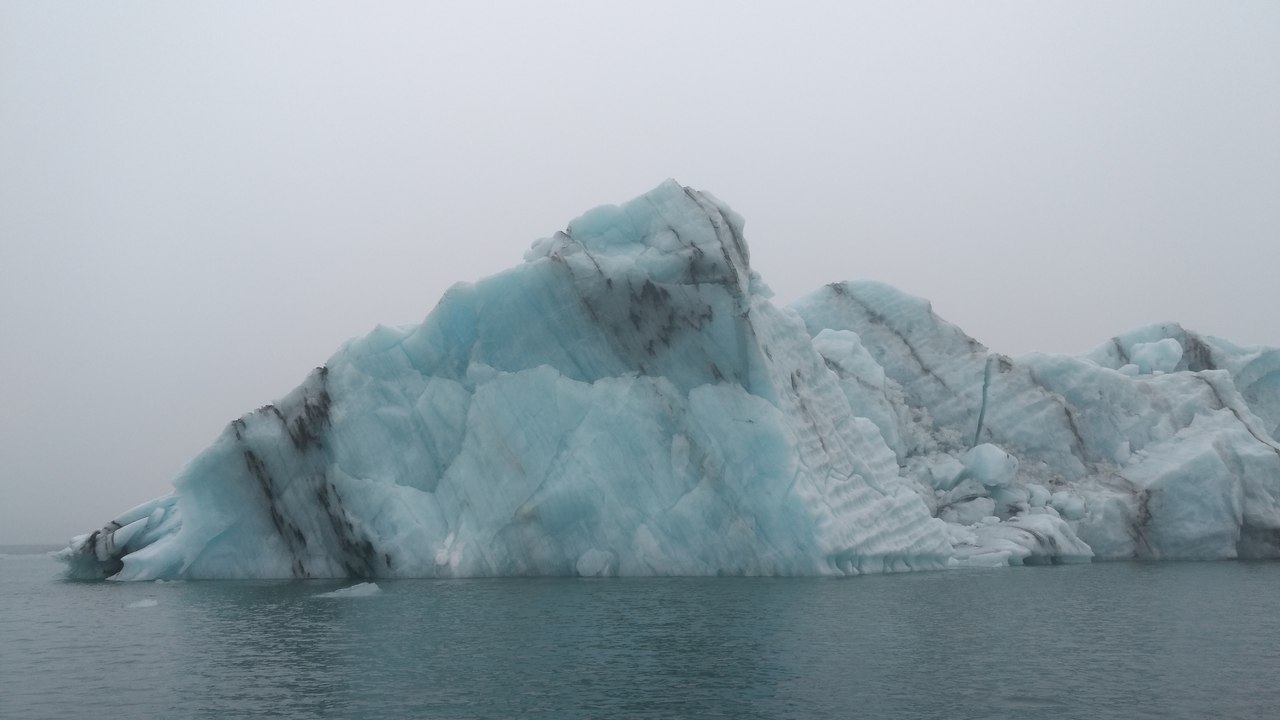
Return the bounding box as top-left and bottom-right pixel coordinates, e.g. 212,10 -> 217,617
2,1 -> 1277,544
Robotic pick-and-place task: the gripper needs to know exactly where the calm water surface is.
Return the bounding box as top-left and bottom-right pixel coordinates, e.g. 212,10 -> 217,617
2,551 -> 1278,719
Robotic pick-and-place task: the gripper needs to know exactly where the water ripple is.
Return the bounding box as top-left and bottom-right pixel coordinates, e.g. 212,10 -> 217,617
3,560 -> 1279,719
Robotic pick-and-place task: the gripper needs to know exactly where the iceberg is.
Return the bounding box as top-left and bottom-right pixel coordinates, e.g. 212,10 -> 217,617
59,181 -> 1280,580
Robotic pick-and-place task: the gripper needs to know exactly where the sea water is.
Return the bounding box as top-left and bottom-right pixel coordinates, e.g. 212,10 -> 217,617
2,550 -> 1278,719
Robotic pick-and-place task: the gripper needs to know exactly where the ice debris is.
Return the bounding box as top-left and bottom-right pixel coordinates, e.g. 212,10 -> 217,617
57,181 -> 1280,580
314,582 -> 382,598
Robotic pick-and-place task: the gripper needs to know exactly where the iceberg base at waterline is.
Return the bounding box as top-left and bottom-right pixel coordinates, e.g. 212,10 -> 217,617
58,181 -> 1280,580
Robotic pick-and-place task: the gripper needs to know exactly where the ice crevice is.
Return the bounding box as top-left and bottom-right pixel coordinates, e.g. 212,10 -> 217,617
972,356 -> 997,446
57,180 -> 1280,579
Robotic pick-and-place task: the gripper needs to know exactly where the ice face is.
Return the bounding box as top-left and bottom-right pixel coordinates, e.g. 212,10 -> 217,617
58,182 -> 1280,580
792,282 -> 1280,563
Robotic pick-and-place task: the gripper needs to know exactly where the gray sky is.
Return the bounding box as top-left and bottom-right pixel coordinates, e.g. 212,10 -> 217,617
2,1 -> 1277,544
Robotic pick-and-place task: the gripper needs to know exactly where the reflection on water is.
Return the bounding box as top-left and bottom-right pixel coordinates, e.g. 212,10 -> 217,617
3,557 -> 1279,719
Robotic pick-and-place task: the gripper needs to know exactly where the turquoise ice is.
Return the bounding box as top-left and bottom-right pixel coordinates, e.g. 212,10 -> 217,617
60,182 -> 1280,579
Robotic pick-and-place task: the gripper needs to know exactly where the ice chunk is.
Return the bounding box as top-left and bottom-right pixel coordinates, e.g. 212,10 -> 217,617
962,514 -> 1094,566
923,457 -> 966,492
57,181 -> 1280,580
1131,338 -> 1184,374
315,582 -> 382,598
1050,491 -> 1086,521
960,444 -> 1018,488
1027,484 -> 1051,508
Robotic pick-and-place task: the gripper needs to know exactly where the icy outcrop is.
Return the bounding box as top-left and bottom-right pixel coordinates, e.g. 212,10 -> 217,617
793,282 -> 1280,564
59,182 -> 1280,580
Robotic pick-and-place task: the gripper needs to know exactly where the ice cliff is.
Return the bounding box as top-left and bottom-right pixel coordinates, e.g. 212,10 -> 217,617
60,181 -> 1280,580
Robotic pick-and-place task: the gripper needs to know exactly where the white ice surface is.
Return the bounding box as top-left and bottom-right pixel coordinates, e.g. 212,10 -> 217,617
792,280 -> 1280,563
315,582 -> 382,598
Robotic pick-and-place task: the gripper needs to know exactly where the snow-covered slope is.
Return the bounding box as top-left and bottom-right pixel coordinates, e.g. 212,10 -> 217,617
59,182 -> 1280,579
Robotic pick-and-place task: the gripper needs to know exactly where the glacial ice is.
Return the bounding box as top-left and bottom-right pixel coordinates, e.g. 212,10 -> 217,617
315,582 -> 382,599
59,181 -> 1280,580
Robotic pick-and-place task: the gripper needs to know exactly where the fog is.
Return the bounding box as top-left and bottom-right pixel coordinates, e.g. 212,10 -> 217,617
2,1 -> 1277,544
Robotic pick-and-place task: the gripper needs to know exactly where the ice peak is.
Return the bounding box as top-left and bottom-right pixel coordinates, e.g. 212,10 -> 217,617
525,180 -> 757,297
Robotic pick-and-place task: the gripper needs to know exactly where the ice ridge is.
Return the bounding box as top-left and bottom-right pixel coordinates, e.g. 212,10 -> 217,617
59,181 -> 1280,579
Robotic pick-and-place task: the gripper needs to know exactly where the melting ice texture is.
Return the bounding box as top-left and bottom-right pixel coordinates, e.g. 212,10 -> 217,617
59,181 -> 1280,580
